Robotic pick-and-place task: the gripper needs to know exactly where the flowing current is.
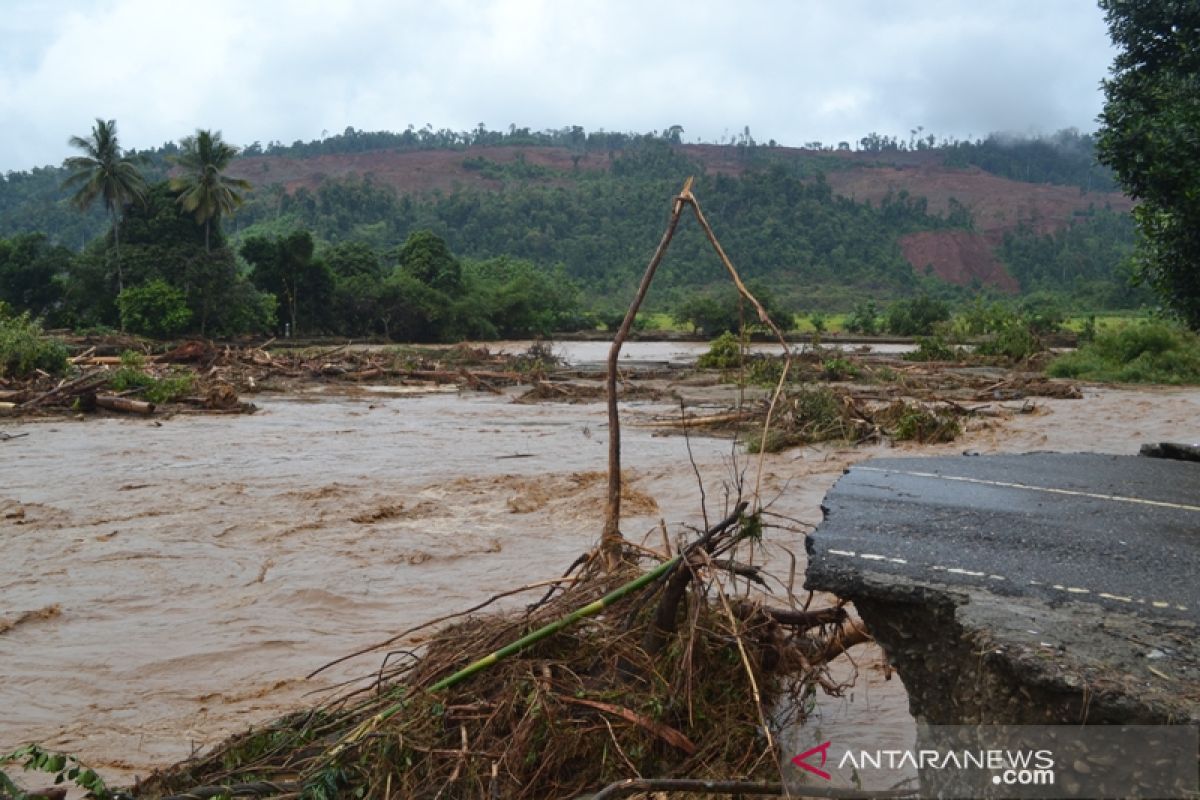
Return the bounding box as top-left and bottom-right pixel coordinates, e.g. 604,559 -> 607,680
2,343 -> 1196,790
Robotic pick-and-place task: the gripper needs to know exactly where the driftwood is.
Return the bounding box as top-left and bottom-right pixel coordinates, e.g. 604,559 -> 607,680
18,369 -> 108,410
94,394 -> 155,415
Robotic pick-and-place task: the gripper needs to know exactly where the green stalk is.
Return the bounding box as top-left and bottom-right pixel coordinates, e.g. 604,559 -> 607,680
428,555 -> 680,693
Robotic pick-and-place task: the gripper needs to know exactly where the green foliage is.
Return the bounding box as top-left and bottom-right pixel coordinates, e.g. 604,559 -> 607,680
462,256 -> 580,338
1097,0 -> 1200,329
674,285 -> 795,337
1,743 -> 111,799
396,230 -> 464,296
746,386 -> 849,452
0,305 -> 68,378
999,210 -> 1143,306
1048,321 -> 1200,384
0,234 -> 70,321
808,312 -> 827,335
844,300 -> 880,335
243,230 -> 335,335
109,351 -> 195,403
903,336 -> 958,362
170,129 -> 252,252
943,129 -> 1118,192
884,294 -> 951,335
940,298 -> 1050,362
117,279 -> 192,338
745,356 -> 786,387
696,332 -> 743,369
820,357 -> 860,381
61,118 -> 148,295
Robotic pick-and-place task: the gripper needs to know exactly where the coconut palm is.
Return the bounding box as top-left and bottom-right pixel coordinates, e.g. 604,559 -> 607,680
62,118 -> 147,295
170,129 -> 251,252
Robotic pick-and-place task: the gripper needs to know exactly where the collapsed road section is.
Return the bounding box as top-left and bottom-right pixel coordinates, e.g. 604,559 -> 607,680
806,452 -> 1200,724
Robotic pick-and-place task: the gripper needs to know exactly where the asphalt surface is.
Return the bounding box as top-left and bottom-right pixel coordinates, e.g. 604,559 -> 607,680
806,452 -> 1200,623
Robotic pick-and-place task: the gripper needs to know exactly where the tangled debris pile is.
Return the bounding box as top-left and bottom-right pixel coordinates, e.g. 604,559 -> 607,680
129,509 -> 865,800
0,339 -> 559,418
631,347 -> 1083,454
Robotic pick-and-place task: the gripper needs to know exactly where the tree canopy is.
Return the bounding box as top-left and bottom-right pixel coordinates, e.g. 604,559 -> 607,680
170,129 -> 251,252
61,118 -> 147,294
1097,0 -> 1200,328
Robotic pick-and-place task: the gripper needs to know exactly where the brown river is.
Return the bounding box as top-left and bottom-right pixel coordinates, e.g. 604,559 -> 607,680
2,344 -> 1197,791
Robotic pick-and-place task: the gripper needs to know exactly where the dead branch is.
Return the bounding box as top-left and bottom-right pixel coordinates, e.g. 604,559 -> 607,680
603,177 -> 693,565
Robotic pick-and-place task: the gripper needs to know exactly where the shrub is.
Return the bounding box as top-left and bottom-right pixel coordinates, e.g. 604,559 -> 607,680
844,300 -> 880,335
697,331 -> 743,369
1048,321 -> 1200,384
117,280 -> 192,338
975,319 -> 1042,361
904,336 -> 958,362
884,295 -> 951,336
0,305 -> 68,378
820,357 -> 860,381
109,351 -> 195,403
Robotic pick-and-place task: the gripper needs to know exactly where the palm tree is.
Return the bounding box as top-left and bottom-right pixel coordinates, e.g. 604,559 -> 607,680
170,129 -> 251,253
62,118 -> 147,295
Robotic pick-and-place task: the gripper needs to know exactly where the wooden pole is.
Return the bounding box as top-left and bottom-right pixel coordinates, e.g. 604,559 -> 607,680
601,177 -> 692,566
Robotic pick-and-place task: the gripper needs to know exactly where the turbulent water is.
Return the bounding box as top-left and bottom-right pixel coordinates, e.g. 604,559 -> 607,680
2,362 -> 1197,791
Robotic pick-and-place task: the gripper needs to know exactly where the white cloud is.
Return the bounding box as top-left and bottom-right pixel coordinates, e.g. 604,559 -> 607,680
0,0 -> 1117,172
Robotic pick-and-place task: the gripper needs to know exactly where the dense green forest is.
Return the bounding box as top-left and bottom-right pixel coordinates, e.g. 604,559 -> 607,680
0,123 -> 1143,341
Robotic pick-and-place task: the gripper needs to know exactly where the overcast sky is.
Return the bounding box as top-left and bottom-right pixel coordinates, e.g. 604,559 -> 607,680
0,0 -> 1116,173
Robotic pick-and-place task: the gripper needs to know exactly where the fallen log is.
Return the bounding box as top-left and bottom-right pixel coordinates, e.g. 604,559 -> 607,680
94,394 -> 155,415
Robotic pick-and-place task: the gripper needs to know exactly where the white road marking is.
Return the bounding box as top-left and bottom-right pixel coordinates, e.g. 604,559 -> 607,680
855,466 -> 1200,513
823,548 -> 1181,614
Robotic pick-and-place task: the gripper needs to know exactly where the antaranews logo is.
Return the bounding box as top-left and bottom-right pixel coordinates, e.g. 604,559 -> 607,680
790,740 -> 832,780
791,741 -> 1056,786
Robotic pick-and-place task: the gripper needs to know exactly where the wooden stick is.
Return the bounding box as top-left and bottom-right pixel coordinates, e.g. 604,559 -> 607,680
602,177 -> 693,565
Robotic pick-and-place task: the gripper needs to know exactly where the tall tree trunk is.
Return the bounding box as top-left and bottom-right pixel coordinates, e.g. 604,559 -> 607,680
205,219 -> 211,254
113,208 -> 124,332
112,209 -> 123,296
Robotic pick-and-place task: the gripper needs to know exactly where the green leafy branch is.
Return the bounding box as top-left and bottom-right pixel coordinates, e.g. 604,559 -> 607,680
0,744 -> 112,799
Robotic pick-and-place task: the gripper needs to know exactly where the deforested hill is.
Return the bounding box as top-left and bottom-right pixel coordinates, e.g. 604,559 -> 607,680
0,126 -> 1137,310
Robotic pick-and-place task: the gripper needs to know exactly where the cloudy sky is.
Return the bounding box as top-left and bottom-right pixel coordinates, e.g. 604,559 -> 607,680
0,0 -> 1115,173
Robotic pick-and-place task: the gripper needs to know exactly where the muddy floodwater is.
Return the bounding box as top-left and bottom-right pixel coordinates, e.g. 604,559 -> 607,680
2,368 -> 1198,790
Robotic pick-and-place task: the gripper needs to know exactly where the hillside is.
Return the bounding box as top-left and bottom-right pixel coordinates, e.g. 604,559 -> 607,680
1,129 -> 1139,316
222,141 -> 1131,297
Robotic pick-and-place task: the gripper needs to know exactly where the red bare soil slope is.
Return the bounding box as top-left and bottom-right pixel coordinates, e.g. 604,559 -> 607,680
230,145 -> 1133,291
900,230 -> 1019,292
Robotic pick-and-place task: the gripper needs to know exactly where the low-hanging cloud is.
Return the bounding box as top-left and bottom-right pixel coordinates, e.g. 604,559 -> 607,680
0,0 -> 1116,172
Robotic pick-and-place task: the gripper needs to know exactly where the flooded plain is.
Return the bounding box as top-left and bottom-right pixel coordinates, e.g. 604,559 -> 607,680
2,356 -> 1197,790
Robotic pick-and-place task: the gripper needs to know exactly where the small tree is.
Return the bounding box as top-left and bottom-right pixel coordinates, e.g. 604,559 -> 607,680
117,279 -> 192,338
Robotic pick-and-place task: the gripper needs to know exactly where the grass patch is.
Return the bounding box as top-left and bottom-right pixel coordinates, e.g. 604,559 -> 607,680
1047,321 -> 1200,384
